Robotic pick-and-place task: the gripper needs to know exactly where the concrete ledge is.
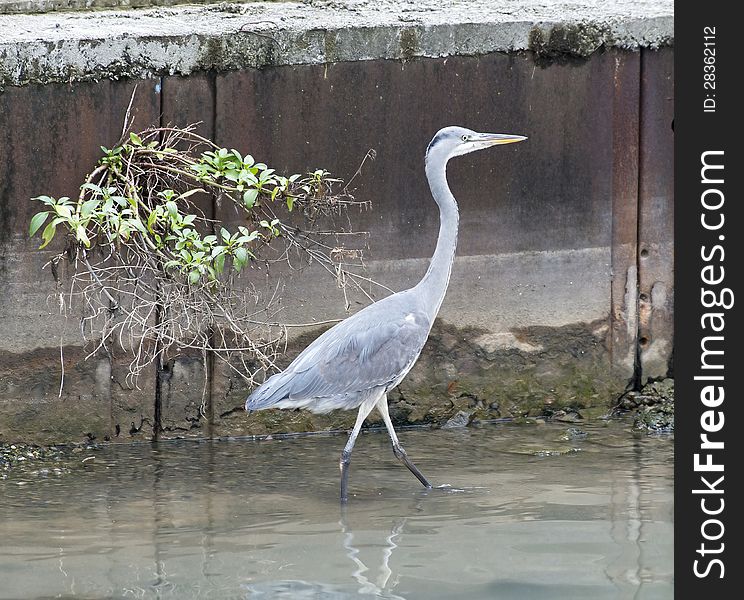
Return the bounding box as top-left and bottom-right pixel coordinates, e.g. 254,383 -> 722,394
0,0 -> 249,16
0,1 -> 673,87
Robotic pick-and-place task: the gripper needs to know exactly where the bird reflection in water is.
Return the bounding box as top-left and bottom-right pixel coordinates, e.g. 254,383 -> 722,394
240,513 -> 411,599
340,514 -> 408,599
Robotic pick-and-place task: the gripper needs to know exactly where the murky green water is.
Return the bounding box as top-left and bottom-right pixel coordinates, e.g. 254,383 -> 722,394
0,420 -> 672,599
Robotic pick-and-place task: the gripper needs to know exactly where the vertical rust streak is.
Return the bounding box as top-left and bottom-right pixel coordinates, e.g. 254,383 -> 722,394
633,49 -> 646,390
208,71 -> 218,438
609,50 -> 641,382
153,76 -> 166,441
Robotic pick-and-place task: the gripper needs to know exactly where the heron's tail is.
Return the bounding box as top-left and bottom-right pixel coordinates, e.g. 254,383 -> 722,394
245,372 -> 283,412
245,370 -> 303,412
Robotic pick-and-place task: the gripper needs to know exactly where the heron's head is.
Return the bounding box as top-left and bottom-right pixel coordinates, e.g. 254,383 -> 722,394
426,126 -> 527,163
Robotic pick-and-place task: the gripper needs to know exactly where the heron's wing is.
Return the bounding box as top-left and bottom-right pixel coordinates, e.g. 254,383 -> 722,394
246,308 -> 431,410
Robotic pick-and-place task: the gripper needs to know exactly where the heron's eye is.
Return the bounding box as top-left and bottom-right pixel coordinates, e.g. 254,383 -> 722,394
461,134 -> 469,142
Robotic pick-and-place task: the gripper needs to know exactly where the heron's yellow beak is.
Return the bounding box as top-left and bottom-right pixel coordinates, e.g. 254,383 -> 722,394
479,133 -> 528,145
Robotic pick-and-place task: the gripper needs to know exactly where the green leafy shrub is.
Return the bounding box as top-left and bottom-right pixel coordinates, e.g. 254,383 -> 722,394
30,124 -> 370,389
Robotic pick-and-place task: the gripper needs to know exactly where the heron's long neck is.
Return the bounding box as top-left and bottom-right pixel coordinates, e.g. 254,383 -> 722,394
416,156 -> 459,320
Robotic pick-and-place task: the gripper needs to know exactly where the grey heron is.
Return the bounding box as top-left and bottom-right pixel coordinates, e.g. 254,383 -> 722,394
246,126 -> 527,501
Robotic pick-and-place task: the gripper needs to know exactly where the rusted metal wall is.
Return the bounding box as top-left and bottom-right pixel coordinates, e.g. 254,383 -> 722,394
0,81 -> 160,442
0,48 -> 674,443
638,48 -> 674,382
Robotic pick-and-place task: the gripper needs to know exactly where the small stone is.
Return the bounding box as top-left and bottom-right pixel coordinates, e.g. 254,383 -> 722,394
555,411 -> 581,423
442,410 -> 472,429
565,427 -> 587,438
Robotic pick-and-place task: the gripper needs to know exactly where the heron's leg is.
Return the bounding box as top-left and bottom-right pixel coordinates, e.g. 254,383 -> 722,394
376,395 -> 432,489
340,394 -> 378,502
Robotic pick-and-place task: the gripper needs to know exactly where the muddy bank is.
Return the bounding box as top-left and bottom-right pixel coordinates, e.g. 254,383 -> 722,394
1,317 -> 629,444
0,441 -> 99,480
212,318 -> 624,437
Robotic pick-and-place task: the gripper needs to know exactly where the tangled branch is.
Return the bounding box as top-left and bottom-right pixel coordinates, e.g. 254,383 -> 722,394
30,124 -> 372,390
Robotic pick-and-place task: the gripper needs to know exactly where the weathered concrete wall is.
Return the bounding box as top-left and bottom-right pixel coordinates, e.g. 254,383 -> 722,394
0,1 -> 674,444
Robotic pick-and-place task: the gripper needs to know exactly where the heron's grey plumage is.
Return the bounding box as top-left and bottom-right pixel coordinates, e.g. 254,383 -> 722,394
245,126 -> 527,500
246,291 -> 431,414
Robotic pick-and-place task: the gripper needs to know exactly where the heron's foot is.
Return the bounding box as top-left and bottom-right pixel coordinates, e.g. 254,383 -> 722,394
340,449 -> 352,502
392,444 -> 432,489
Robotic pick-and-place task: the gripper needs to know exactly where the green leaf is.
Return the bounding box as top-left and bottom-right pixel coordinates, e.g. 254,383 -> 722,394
80,182 -> 102,194
243,189 -> 258,209
80,198 -> 99,219
176,188 -> 206,201
130,218 -> 148,234
234,246 -> 248,272
166,201 -> 179,220
39,221 -> 57,249
55,204 -> 72,219
188,270 -> 201,285
29,212 -> 49,237
237,231 -> 259,244
129,132 -> 143,146
214,253 -> 226,274
286,196 -> 294,212
32,195 -> 57,206
76,224 -> 91,248
147,210 -> 158,232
